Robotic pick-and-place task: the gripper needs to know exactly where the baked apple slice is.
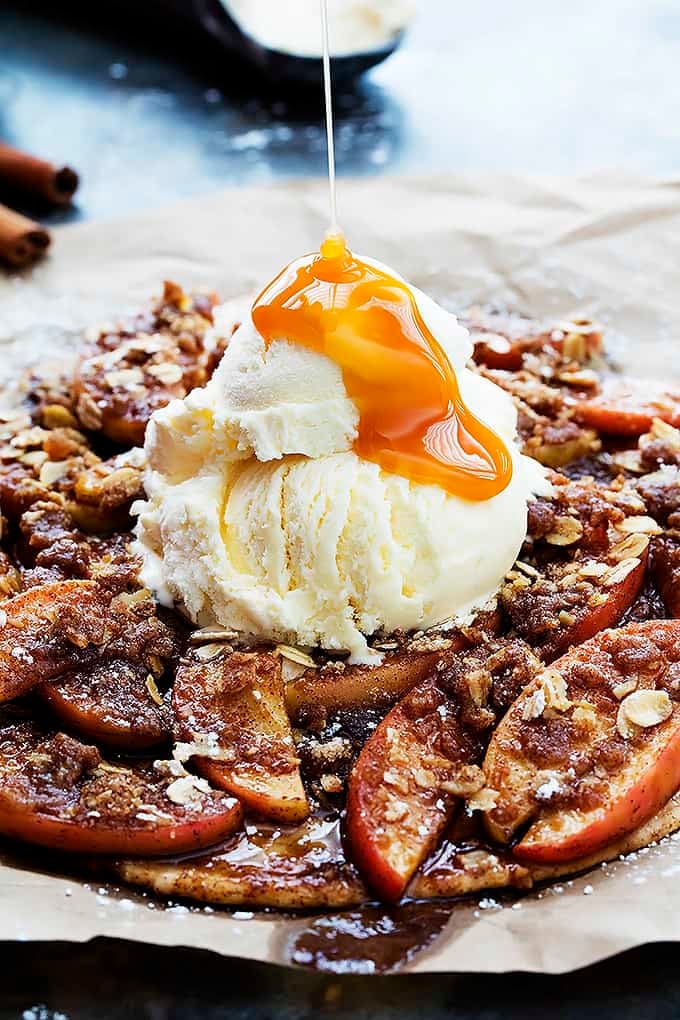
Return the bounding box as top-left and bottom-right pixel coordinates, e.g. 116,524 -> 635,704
527,789 -> 680,881
637,419 -> 680,474
503,494 -> 650,661
0,581 -> 110,702
0,706 -> 241,855
114,815 -> 367,910
0,581 -> 176,703
285,633 -> 470,720
15,497 -> 142,592
502,548 -> 648,662
480,367 -> 601,468
468,317 -> 553,372
65,457 -> 145,534
40,659 -> 172,750
525,423 -> 601,470
173,647 -> 308,824
285,612 -> 500,721
483,620 -> 680,863
574,377 -> 680,436
344,642 -> 535,902
346,687 -> 461,903
637,467 -> 680,526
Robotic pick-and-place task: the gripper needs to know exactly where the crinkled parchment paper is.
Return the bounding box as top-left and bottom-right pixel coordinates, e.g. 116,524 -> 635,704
0,174 -> 679,973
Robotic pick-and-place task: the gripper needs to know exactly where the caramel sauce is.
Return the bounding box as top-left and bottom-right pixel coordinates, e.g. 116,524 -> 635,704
290,901 -> 454,974
252,237 -> 513,501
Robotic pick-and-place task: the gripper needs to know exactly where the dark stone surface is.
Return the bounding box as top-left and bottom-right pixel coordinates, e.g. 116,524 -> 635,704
2,938 -> 680,1020
2,1 -> 680,1015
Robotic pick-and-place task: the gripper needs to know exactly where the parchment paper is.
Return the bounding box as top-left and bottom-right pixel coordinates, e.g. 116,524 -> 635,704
1,174 -> 680,974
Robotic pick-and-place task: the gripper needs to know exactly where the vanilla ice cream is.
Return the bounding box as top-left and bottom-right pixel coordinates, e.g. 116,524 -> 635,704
134,257 -> 549,663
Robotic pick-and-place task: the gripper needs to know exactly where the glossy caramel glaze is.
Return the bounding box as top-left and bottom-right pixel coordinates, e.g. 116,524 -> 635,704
252,238 -> 513,501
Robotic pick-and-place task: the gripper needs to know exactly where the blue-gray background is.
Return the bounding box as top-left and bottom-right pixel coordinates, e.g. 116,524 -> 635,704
3,0 -> 680,224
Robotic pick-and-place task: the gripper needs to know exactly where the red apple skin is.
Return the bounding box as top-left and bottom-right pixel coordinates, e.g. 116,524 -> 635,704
0,710 -> 243,856
514,715 -> 680,864
346,818 -> 407,904
285,629 -> 482,719
346,696 -> 455,903
0,797 -> 243,857
542,549 -> 648,662
483,620 -> 680,865
574,377 -> 680,436
346,663 -> 489,903
39,660 -> 172,751
174,649 -> 309,825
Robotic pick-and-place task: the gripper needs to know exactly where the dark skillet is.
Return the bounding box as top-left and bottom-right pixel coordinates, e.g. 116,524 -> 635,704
194,0 -> 406,85
34,0 -> 405,87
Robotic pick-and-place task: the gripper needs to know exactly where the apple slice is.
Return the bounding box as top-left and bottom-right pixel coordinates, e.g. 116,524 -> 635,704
574,377 -> 680,436
637,467 -> 680,526
527,789 -> 680,881
345,654 -> 500,902
483,620 -> 680,864
40,659 -> 172,750
502,534 -> 648,663
285,612 -> 500,721
285,636 -> 469,721
469,324 -> 552,372
173,647 -> 308,824
0,581 -> 177,704
0,581 -> 105,702
544,546 -> 648,661
527,427 -> 601,470
0,707 -> 241,855
114,815 -> 367,910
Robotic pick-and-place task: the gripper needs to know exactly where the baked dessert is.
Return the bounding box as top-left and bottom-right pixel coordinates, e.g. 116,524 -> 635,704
1,253 -> 679,959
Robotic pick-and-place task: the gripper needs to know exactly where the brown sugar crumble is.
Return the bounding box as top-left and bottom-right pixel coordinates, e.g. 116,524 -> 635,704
0,290 -> 679,923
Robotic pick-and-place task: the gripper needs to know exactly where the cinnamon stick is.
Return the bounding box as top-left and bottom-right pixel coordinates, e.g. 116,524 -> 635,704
0,203 -> 50,269
0,142 -> 79,207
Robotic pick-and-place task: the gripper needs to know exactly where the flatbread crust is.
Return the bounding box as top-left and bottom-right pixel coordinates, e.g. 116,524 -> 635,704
529,790 -> 680,881
410,792 -> 680,900
112,793 -> 680,910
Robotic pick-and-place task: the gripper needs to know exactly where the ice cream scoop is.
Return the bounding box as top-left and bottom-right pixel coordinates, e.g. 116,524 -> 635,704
134,246 -> 549,662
